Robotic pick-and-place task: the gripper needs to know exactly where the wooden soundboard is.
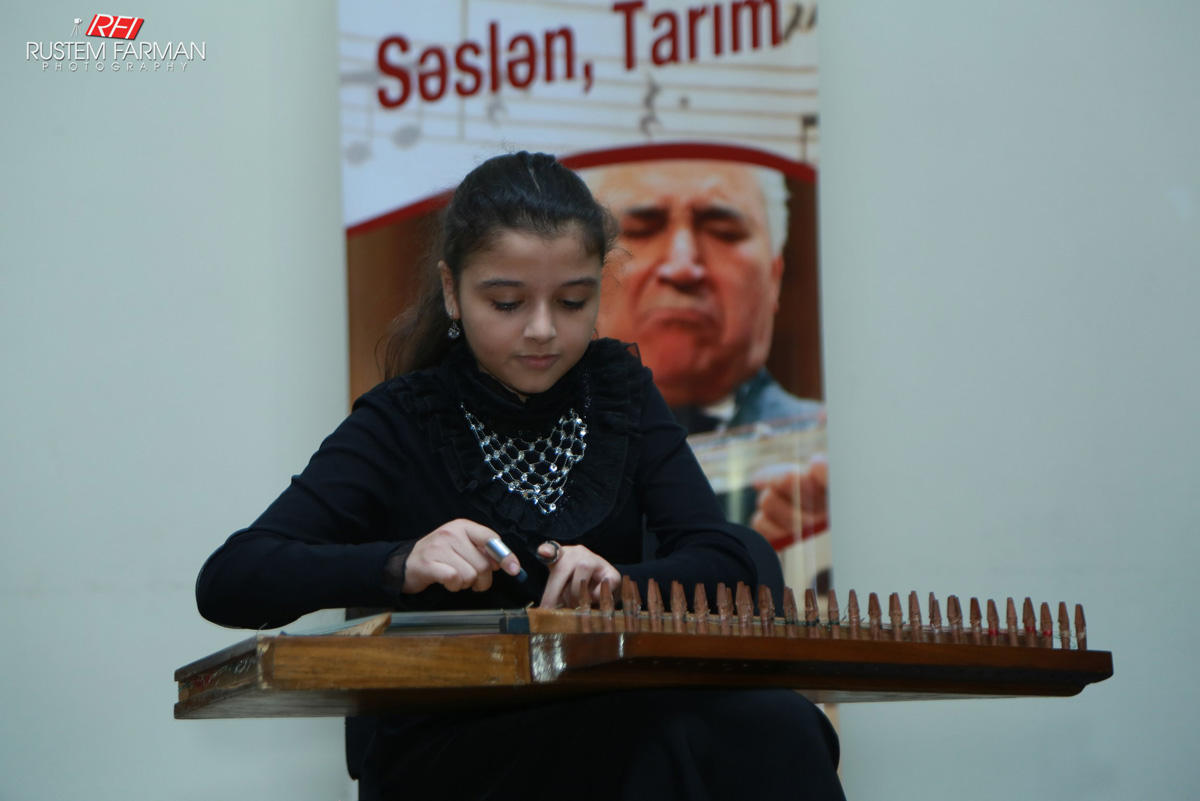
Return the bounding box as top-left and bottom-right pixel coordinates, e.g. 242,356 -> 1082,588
175,582 -> 1113,719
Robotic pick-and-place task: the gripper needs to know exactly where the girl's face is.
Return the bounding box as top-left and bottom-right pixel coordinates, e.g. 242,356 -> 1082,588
441,225 -> 602,399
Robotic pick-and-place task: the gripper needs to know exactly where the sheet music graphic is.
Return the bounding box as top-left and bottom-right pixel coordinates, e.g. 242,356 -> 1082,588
338,0 -> 820,225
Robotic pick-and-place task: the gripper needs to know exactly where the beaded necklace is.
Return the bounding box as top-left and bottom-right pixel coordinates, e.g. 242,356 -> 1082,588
461,404 -> 587,514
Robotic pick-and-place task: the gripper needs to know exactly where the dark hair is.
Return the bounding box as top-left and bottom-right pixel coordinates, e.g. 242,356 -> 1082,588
382,151 -> 614,378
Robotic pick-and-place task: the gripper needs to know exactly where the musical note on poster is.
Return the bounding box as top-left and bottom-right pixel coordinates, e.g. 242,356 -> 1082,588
340,65 -> 378,163
799,113 -> 819,163
782,2 -> 817,42
392,117 -> 423,148
639,73 -> 662,138
486,94 -> 507,125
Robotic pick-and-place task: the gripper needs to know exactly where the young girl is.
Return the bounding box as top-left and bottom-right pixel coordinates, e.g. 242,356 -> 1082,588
196,152 -> 844,800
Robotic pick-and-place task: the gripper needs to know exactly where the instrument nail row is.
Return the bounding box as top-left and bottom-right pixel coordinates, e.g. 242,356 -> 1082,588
552,577 -> 1089,650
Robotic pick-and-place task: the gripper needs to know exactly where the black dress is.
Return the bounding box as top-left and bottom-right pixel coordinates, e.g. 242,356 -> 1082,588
196,339 -> 845,801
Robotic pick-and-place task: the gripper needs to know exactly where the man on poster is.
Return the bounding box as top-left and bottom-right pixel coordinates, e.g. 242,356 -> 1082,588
586,160 -> 828,556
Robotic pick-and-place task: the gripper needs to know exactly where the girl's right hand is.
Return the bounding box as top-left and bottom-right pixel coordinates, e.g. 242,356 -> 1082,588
399,519 -> 523,594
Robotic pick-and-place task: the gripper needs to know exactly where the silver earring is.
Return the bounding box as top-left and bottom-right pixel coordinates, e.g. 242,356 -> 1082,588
447,319 -> 461,340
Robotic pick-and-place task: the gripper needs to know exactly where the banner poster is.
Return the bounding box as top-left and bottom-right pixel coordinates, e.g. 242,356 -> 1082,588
339,0 -> 828,598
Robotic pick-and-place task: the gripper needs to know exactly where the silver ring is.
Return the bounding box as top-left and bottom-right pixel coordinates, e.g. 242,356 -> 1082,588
538,540 -> 562,566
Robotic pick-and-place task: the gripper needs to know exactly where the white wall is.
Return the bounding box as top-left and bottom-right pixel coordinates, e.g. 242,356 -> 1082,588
1,3 -> 350,799
820,2 -> 1200,799
3,2 -> 1198,800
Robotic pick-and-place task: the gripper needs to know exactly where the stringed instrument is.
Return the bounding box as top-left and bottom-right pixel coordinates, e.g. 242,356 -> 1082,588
175,578 -> 1112,720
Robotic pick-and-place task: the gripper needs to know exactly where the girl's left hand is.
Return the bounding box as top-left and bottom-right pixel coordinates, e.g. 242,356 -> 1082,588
537,543 -> 621,608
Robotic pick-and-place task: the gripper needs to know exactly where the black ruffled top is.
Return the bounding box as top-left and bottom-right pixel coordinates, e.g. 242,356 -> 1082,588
195,339 -> 756,629
394,338 -> 643,543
